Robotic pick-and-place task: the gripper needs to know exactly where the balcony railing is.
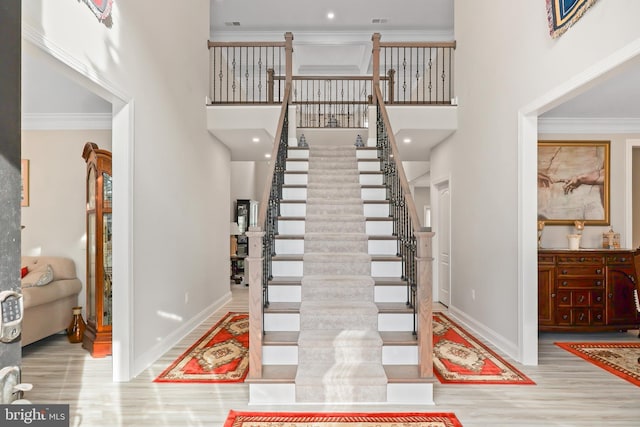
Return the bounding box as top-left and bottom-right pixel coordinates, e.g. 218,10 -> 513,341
207,32 -> 456,124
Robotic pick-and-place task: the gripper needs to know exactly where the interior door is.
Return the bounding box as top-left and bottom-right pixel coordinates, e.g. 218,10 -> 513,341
437,183 -> 451,307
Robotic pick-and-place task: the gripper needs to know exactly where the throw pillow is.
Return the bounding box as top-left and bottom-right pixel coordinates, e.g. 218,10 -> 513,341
22,264 -> 54,288
21,266 -> 29,278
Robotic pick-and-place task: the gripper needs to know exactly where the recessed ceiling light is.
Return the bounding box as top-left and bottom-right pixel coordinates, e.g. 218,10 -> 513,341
252,137 -> 260,143
327,11 -> 335,20
264,153 -> 271,159
403,138 -> 412,144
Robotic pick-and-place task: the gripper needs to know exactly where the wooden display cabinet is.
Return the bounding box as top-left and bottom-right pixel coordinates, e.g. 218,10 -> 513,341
538,249 -> 639,333
82,142 -> 113,357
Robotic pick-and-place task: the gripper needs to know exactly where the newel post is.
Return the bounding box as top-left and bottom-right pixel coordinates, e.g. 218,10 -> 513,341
371,32 -> 381,104
245,227 -> 265,379
415,230 -> 435,377
284,32 -> 294,85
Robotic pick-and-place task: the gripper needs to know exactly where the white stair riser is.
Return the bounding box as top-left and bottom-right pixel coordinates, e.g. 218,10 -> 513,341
286,161 -> 308,171
356,150 -> 379,159
382,345 -> 419,365
272,260 -> 304,277
275,238 -> 396,255
278,220 -> 393,236
261,345 -> 418,366
272,260 -> 400,278
264,313 -> 414,333
364,203 -> 390,217
375,286 -> 408,303
288,149 -> 309,159
275,239 -> 305,254
284,174 -> 308,185
249,383 -> 434,405
280,203 -> 306,216
267,284 -> 407,304
268,285 -> 302,302
368,239 -> 397,255
282,187 -> 386,201
359,161 -> 381,172
283,173 -> 383,186
360,174 -> 383,185
366,221 -> 393,235
263,345 -> 297,365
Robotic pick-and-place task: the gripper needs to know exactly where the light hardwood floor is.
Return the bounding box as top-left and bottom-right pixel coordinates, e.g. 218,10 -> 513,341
21,285 -> 640,427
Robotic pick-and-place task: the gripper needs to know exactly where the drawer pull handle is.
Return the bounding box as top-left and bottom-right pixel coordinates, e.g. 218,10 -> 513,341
621,257 -> 627,262
608,293 -> 613,299
579,313 -> 585,321
595,296 -> 602,302
562,314 -> 568,320
595,281 -> 602,286
562,296 -> 568,302
596,314 -> 602,320
551,293 -> 556,298
596,269 -> 602,274
562,270 -> 568,275
579,257 -> 585,262
562,281 -> 568,286
578,296 -> 585,303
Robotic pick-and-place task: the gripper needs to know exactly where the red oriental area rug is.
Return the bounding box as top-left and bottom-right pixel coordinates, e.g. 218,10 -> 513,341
154,312 -> 248,383
224,411 -> 463,427
555,342 -> 640,386
432,313 -> 535,384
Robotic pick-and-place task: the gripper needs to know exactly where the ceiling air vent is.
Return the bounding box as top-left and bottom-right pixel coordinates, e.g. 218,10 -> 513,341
224,21 -> 241,26
371,18 -> 388,24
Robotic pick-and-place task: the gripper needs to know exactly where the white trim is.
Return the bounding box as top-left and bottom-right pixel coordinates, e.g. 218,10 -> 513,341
538,117 -> 640,134
22,113 -> 112,130
625,139 -> 640,248
23,21 -> 135,382
210,30 -> 454,43
518,36 -> 640,367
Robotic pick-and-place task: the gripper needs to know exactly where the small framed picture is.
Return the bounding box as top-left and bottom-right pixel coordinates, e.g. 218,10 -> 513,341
21,159 -> 29,207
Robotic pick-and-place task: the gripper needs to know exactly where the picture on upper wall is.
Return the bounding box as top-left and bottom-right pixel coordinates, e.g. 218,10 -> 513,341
537,140 -> 610,225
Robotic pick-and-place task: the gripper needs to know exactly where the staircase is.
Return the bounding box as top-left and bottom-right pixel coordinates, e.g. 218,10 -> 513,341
247,140 -> 434,405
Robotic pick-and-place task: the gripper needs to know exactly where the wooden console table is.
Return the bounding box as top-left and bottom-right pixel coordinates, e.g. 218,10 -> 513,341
538,248 -> 639,332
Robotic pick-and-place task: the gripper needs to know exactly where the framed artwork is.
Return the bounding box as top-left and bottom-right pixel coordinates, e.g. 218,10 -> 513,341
538,140 -> 609,225
21,159 -> 29,207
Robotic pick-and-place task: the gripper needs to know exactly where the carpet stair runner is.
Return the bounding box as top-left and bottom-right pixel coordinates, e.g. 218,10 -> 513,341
295,144 -> 388,403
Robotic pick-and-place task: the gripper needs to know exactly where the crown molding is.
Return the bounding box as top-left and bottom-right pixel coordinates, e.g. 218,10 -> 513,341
538,117 -> 640,134
22,113 -> 112,130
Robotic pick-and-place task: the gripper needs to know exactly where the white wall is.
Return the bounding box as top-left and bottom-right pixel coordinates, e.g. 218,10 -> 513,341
537,134 -> 639,249
21,130 -> 112,313
22,0 -> 231,378
634,147 -> 640,248
230,162 -> 257,219
451,0 -> 640,360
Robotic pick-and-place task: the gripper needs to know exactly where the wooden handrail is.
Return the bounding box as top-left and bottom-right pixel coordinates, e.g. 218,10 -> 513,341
208,40 -> 286,48
374,85 -> 422,234
379,41 -> 457,49
257,83 -> 292,228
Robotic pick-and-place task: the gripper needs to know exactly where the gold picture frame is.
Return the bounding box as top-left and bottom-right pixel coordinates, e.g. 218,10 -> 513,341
21,159 -> 29,207
538,140 -> 610,225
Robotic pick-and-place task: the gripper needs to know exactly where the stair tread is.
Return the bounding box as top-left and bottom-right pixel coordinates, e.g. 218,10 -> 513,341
263,331 -> 417,346
250,365 -> 436,384
265,302 -> 414,313
274,234 -> 397,240
269,276 -> 407,285
272,254 -> 401,261
278,216 -> 392,221
281,200 -> 387,203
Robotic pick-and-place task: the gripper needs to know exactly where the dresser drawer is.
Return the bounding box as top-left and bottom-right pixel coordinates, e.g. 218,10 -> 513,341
557,266 -> 604,276
557,278 -> 604,288
606,254 -> 633,265
557,290 -> 605,307
557,308 -> 605,325
557,255 -> 604,264
538,254 -> 555,264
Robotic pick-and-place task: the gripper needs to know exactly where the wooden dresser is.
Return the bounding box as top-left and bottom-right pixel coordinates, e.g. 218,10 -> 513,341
538,249 -> 639,332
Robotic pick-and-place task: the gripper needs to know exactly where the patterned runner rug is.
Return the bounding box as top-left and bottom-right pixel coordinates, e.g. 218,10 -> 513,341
154,312 -> 248,383
155,311 -> 534,385
433,313 -> 535,384
223,411 -> 462,427
555,342 -> 640,386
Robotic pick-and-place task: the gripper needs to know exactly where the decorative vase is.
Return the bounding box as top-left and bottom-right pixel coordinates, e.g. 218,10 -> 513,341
567,234 -> 581,251
67,306 -> 86,344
